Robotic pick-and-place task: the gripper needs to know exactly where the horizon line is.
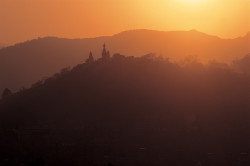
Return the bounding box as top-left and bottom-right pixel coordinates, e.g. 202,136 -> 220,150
2,28 -> 250,46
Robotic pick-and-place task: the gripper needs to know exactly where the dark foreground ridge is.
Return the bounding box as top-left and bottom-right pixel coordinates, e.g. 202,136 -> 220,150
0,29 -> 249,94
0,46 -> 250,166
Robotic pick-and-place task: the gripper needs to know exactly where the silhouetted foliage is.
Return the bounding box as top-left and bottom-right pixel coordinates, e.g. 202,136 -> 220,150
53,67 -> 70,79
0,30 -> 249,94
1,88 -> 12,99
232,54 -> 250,75
112,53 -> 126,61
0,51 -> 250,166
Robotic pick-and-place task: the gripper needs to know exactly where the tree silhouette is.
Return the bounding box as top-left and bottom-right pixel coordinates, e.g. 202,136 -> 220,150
112,53 -> 126,61
0,50 -> 250,166
1,88 -> 12,99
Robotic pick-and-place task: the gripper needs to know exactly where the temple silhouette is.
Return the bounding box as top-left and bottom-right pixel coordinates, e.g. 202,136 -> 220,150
101,43 -> 110,60
86,43 -> 111,63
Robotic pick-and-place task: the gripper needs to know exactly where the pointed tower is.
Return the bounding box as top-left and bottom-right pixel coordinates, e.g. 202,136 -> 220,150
102,43 -> 107,59
86,51 -> 94,63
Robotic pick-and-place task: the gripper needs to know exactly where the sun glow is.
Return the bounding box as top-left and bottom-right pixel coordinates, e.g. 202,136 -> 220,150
0,0 -> 249,44
178,0 -> 209,6
183,0 -> 205,3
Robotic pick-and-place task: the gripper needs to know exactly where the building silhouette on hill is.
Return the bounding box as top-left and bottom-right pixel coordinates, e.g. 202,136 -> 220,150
102,43 -> 110,60
87,44 -> 110,63
86,51 -> 94,63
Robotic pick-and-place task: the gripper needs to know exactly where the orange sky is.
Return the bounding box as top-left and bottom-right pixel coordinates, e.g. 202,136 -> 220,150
0,0 -> 249,44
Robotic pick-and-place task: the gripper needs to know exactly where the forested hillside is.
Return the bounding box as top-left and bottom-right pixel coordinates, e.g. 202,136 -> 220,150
0,51 -> 249,166
0,30 -> 249,93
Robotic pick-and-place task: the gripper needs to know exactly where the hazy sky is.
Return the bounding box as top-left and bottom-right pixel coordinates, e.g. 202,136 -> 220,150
0,0 -> 249,44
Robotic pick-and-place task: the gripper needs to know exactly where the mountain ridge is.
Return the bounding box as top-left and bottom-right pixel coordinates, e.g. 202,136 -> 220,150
0,29 -> 249,93
4,29 -> 250,48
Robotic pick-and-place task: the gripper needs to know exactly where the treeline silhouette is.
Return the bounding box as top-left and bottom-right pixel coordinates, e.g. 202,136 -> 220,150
0,29 -> 249,94
0,48 -> 250,166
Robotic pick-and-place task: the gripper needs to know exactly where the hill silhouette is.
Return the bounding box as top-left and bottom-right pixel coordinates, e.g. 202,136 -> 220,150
0,43 -> 6,49
0,52 -> 249,165
0,29 -> 249,94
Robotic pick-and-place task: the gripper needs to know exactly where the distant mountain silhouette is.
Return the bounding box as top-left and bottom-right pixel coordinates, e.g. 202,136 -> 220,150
0,42 -> 6,49
0,29 -> 249,93
0,54 -> 249,165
